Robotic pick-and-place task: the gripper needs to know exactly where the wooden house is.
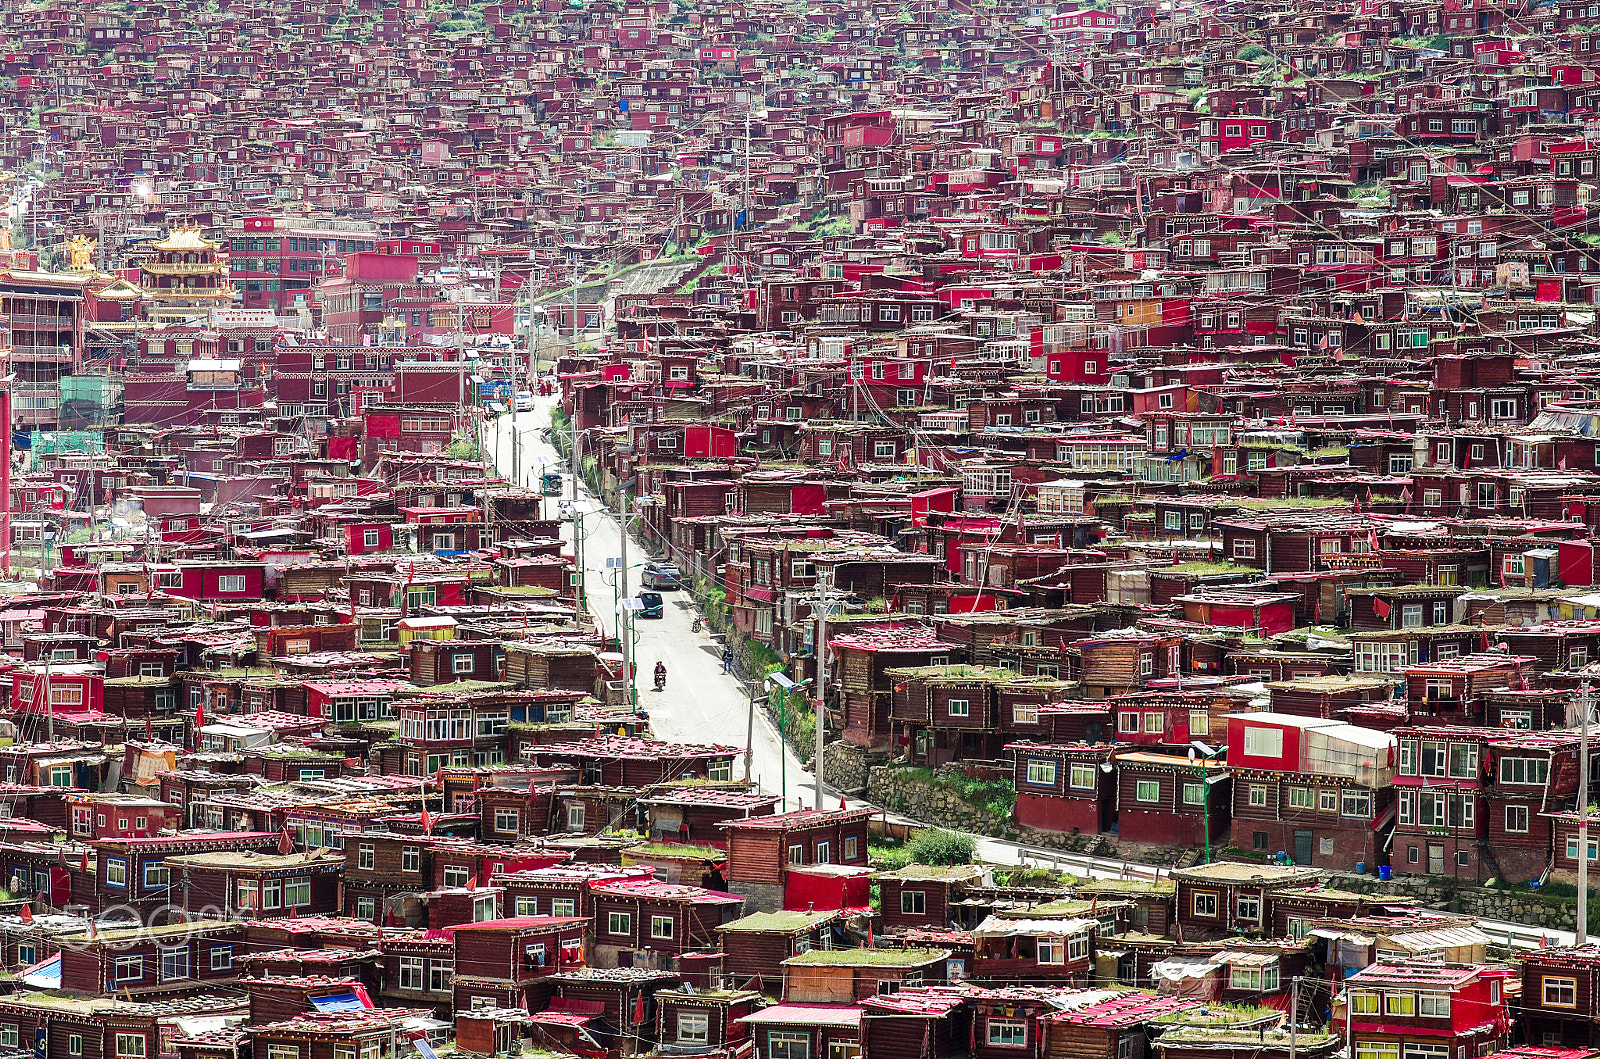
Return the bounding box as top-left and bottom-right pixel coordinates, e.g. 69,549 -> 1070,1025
657,989 -> 765,1054
1007,743 -> 1116,835
1043,991 -> 1206,1059
91,832 -> 280,918
859,988 -> 972,1059
1519,948 -> 1600,1046
547,966 -> 683,1054
717,910 -> 842,997
1336,962 -> 1513,1059
245,1010 -> 423,1059
783,947 -> 951,1002
445,914 -> 589,1011
740,1003 -> 862,1059
58,919 -> 244,996
1171,862 -> 1326,938
721,808 -> 873,911
589,879 -> 745,970
874,864 -> 985,933
971,913 -> 1095,981
166,849 -> 344,920
1113,752 -> 1230,850
1225,713 -> 1396,872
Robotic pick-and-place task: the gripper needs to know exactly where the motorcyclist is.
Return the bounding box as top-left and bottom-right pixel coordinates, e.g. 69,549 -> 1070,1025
654,661 -> 667,690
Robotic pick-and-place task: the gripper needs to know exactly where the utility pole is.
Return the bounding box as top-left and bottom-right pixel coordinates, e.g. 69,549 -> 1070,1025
1289,977 -> 1298,1059
813,570 -> 835,810
620,476 -> 633,713
1582,684 -> 1593,945
744,672 -> 757,783
570,418 -> 584,619
42,635 -> 52,744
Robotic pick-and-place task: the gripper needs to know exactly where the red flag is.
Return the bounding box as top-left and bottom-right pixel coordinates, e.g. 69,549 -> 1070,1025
633,991 -> 646,1026
1561,456 -> 1569,471
420,802 -> 433,837
287,901 -> 298,919
1373,597 -> 1392,620
278,827 -> 294,855
144,715 -> 153,742
195,699 -> 205,738
80,851 -> 88,874
839,796 -> 847,810
19,903 -> 32,926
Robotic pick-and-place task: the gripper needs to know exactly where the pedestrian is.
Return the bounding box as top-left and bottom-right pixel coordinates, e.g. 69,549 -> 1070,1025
722,647 -> 733,674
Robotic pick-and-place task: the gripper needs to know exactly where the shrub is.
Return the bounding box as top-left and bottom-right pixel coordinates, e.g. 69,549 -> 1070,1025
904,828 -> 977,866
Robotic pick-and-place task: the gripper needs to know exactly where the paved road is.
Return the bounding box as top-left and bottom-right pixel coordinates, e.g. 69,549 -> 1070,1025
480,396 -> 1582,944
487,397 -> 817,814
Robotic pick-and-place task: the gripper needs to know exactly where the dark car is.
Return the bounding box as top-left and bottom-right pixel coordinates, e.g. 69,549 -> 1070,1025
636,591 -> 664,618
642,561 -> 682,589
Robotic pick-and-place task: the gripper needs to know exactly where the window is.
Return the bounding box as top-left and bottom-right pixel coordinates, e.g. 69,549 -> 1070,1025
69,1037 -> 82,1058
1243,727 -> 1283,757
1500,758 -> 1549,784
1069,764 -> 1096,790
1182,782 -> 1205,806
678,1013 -> 709,1045
1289,786 -> 1312,809
1248,785 -> 1268,807
1342,790 -> 1372,819
143,862 -> 170,891
217,575 -> 247,593
358,844 -> 375,870
1355,1045 -> 1399,1059
105,857 -> 127,887
210,945 -> 232,971
1418,994 -> 1450,1017
651,915 -> 674,939
1192,891 -> 1218,917
283,877 -> 310,907
1350,992 -> 1379,1015
1237,894 -> 1261,921
1119,711 -> 1139,733
1135,780 -> 1160,803
401,846 -> 420,872
770,1033 -> 809,1059
1320,790 -> 1339,812
947,698 -> 970,718
609,912 -> 632,936
1026,760 -> 1057,786
114,955 -> 143,981
1545,977 -> 1578,1007
159,946 -> 190,982
1037,937 -> 1065,964
551,898 -> 576,917
116,1037 -> 147,1059
988,1021 -> 1027,1048
1230,964 -> 1279,990
1386,994 -> 1415,1016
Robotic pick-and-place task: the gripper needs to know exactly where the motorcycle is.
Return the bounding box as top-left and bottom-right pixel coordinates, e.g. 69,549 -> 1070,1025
654,670 -> 667,692
691,616 -> 703,633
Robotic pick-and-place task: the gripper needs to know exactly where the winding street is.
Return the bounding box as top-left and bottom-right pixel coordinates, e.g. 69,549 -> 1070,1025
480,395 -> 1574,949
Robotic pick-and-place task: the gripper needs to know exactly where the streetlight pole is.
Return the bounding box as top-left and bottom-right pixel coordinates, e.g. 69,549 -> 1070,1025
1188,744 -> 1222,865
1581,684 -> 1593,945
